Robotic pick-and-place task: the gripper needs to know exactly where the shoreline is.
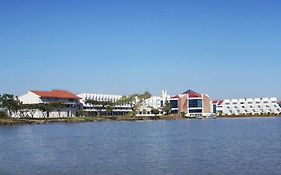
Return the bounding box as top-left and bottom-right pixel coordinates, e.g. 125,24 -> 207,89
0,115 -> 280,126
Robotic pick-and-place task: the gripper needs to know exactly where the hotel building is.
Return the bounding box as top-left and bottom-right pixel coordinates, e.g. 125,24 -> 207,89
167,90 -> 212,117
18,90 -> 81,118
213,97 -> 281,115
78,93 -> 132,116
78,90 -> 170,116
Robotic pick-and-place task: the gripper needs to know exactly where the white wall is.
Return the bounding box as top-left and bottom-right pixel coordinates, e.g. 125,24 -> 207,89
19,91 -> 42,104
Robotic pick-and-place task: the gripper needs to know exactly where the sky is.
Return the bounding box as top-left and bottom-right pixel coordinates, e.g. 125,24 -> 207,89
0,0 -> 281,100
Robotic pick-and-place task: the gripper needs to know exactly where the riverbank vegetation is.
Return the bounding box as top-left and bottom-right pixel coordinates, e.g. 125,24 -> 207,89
0,114 -> 185,126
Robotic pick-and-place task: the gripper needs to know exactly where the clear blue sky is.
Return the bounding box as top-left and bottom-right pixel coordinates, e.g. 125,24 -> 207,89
0,0 -> 280,100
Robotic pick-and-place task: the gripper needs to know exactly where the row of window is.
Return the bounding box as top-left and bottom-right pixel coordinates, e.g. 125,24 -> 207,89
225,101 -> 277,105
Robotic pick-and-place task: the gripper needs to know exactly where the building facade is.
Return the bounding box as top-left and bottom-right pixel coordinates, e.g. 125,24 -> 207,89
78,93 -> 132,116
18,90 -> 81,118
213,97 -> 281,115
78,90 -> 171,116
167,90 -> 212,117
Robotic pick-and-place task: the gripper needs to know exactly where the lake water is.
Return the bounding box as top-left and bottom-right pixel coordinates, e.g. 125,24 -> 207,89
1,118 -> 281,175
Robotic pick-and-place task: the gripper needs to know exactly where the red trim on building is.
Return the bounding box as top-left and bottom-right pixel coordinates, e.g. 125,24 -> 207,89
32,90 -> 81,99
212,100 -> 218,104
217,100 -> 224,105
171,95 -> 179,99
182,90 -> 201,98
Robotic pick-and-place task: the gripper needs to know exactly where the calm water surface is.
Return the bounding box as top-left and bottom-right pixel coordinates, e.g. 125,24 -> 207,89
1,118 -> 281,175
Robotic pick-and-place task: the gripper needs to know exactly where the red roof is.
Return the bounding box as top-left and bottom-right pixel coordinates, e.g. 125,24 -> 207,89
170,95 -> 179,99
32,90 -> 80,99
278,101 -> 281,104
182,90 -> 201,98
188,92 -> 201,98
217,100 -> 224,105
212,100 -> 218,104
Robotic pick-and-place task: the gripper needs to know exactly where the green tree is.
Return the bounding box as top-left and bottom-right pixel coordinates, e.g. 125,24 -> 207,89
151,108 -> 160,117
180,112 -> 187,118
85,100 -> 113,116
76,110 -> 85,117
37,103 -> 54,118
49,102 -> 67,118
106,105 -> 114,116
163,101 -> 172,115
115,91 -> 151,117
20,103 -> 39,118
0,94 -> 22,117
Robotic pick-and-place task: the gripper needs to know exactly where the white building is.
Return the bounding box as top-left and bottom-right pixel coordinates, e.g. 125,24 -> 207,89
214,97 -> 281,115
18,90 -> 81,118
78,90 -> 170,116
78,93 -> 132,116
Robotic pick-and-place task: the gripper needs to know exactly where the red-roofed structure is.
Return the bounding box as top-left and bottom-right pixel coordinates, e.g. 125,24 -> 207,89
32,90 -> 80,99
217,100 -> 224,105
182,90 -> 202,98
19,90 -> 82,118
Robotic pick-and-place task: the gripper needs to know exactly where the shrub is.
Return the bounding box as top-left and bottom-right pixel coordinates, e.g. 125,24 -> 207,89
180,112 -> 187,118
0,111 -> 9,118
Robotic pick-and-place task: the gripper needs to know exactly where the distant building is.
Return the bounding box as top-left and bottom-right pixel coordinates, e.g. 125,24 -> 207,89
167,90 -> 212,117
78,93 -> 132,116
18,90 -> 81,118
278,101 -> 281,108
213,98 -> 281,115
78,90 -> 170,116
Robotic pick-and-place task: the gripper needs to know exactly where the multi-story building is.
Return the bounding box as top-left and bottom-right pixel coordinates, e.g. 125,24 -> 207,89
213,97 -> 281,115
18,90 -> 81,118
167,90 -> 212,117
78,90 -> 170,116
78,93 -> 132,116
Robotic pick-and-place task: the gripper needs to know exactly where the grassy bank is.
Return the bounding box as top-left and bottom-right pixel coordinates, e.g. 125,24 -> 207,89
0,114 -> 185,126
1,114 -> 280,126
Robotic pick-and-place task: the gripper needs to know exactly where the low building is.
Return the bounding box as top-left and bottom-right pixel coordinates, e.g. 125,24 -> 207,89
78,93 -> 132,116
167,90 -> 212,117
213,97 -> 281,115
18,90 -> 81,118
78,90 -> 170,116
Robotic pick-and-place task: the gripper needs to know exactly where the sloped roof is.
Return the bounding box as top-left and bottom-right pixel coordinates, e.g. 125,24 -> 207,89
212,100 -> 224,105
170,95 -> 179,99
212,100 -> 218,104
182,89 -> 201,98
217,100 -> 224,105
278,101 -> 281,104
31,90 -> 80,99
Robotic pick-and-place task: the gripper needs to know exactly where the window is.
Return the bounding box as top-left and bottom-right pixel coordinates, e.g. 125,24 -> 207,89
170,100 -> 178,108
188,99 -> 202,108
189,109 -> 202,113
